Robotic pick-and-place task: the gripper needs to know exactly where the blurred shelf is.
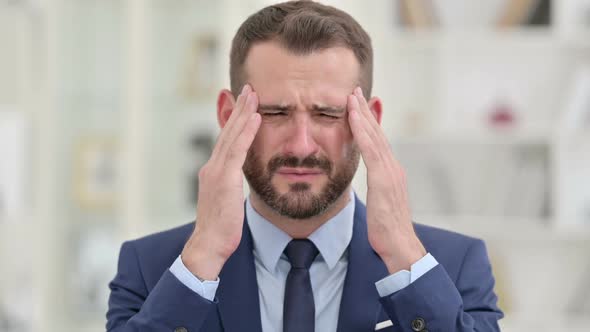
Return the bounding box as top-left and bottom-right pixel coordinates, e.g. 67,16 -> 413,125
555,131 -> 590,143
388,27 -> 590,52
392,129 -> 552,146
388,27 -> 559,49
391,26 -> 554,37
417,215 -> 590,243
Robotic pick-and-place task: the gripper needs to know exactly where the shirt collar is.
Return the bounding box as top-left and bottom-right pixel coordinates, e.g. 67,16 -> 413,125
246,190 -> 355,272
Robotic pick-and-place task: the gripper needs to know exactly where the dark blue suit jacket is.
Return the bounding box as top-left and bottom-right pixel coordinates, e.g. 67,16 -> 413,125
107,197 -> 503,331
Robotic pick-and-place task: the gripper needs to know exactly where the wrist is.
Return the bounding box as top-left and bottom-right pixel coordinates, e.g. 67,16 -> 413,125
181,250 -> 224,281
181,235 -> 229,281
381,251 -> 424,274
379,234 -> 426,274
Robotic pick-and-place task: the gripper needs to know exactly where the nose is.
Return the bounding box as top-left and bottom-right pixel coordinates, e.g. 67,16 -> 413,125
282,114 -> 319,158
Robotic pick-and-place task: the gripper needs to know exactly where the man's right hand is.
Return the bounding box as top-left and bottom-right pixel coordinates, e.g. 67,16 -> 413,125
181,84 -> 261,281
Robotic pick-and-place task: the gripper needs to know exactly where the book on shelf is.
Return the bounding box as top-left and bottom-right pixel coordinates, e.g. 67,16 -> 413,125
480,146 -> 517,217
497,0 -> 550,27
527,0 -> 551,25
399,0 -> 438,28
503,145 -> 549,218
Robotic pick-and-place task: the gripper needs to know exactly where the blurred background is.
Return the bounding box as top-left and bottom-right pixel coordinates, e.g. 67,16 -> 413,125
1,0 -> 589,331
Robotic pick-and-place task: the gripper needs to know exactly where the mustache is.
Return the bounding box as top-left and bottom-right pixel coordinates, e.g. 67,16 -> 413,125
268,154 -> 332,174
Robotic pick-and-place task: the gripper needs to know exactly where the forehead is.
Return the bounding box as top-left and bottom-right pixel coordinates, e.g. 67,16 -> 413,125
243,42 -> 359,106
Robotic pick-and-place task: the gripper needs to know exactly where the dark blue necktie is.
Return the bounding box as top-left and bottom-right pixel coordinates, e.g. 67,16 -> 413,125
283,239 -> 319,332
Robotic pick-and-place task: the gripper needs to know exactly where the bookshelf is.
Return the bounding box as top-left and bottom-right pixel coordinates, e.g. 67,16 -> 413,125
354,1 -> 590,331
0,0 -> 589,331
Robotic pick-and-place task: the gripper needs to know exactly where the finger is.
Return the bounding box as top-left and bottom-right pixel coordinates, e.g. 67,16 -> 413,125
216,84 -> 250,138
347,95 -> 381,167
356,101 -> 384,148
353,87 -> 381,131
226,112 -> 262,168
353,88 -> 390,149
348,89 -> 383,149
348,93 -> 402,176
353,88 -> 402,168
227,84 -> 251,123
218,91 -> 259,160
213,85 -> 253,157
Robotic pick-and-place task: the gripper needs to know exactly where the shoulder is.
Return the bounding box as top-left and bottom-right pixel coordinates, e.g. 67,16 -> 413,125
413,222 -> 489,278
130,221 -> 195,253
120,221 -> 195,288
413,222 -> 482,249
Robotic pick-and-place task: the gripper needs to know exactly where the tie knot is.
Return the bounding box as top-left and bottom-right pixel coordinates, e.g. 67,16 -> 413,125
284,239 -> 318,269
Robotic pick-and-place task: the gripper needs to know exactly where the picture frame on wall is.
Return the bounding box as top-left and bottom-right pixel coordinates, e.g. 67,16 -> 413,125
186,130 -> 216,206
179,33 -> 220,102
73,137 -> 120,211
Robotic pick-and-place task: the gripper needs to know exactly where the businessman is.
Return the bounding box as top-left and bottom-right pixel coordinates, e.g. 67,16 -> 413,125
107,1 -> 503,331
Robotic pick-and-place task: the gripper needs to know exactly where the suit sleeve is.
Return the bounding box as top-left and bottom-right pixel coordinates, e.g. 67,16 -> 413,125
106,241 -> 218,332
378,239 -> 504,332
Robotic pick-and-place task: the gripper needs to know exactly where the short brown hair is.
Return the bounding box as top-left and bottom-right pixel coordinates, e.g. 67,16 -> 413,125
229,0 -> 373,97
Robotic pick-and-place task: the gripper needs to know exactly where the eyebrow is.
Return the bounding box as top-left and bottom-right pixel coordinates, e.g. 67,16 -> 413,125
258,104 -> 346,114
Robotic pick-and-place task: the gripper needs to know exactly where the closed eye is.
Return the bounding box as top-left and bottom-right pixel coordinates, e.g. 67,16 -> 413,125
261,111 -> 287,117
319,113 -> 341,119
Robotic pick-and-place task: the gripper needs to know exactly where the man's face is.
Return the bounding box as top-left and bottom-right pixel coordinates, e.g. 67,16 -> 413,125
242,42 -> 360,219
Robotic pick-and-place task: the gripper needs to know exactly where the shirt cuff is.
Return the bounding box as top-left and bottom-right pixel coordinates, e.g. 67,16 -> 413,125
169,255 -> 220,301
374,253 -> 438,297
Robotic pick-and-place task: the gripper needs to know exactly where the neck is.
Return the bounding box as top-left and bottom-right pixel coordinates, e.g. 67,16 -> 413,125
249,187 -> 352,239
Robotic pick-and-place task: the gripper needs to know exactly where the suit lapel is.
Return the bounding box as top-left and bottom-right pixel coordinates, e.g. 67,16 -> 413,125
216,216 -> 263,332
337,196 -> 390,332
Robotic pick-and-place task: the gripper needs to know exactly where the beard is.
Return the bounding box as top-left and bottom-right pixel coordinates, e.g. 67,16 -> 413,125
243,147 -> 360,219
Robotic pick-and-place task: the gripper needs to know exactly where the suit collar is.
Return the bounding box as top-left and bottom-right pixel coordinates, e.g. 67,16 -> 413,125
245,197 -> 292,273
308,190 -> 355,270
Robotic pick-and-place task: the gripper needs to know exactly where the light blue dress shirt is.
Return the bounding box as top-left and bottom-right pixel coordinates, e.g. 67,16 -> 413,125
170,191 -> 438,332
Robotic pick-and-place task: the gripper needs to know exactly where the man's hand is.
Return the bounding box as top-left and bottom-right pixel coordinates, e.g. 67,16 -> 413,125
347,87 -> 426,274
181,84 -> 261,280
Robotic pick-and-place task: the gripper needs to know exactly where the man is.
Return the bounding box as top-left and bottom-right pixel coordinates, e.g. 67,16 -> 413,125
106,1 -> 503,331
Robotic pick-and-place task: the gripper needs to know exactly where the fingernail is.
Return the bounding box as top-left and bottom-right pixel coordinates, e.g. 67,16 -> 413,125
242,84 -> 250,94
356,87 -> 363,97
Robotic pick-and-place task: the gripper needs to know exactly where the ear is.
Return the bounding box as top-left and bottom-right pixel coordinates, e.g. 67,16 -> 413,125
367,96 -> 383,125
217,89 -> 236,129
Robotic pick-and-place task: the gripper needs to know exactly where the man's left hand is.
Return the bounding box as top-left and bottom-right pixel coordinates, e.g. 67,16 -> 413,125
347,87 -> 427,274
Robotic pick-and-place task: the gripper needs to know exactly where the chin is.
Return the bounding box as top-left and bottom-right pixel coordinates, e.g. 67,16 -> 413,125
274,179 -> 325,195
